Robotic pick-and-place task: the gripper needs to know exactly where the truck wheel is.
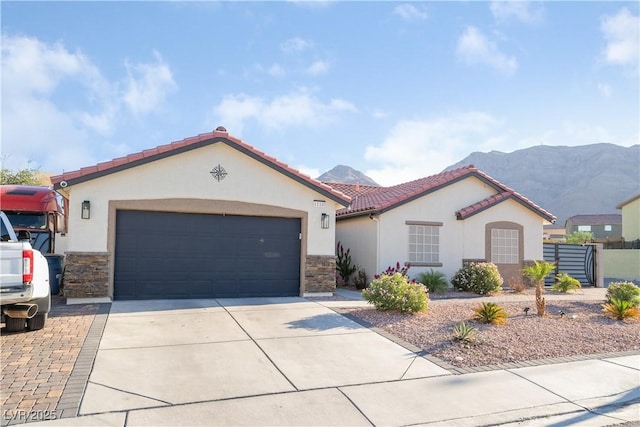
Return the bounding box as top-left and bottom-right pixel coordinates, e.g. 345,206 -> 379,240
26,313 -> 47,331
4,316 -> 25,332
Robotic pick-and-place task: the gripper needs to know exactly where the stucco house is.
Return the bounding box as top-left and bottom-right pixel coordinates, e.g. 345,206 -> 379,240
325,166 -> 556,285
50,127 -> 350,301
616,194 -> 640,242
564,214 -> 622,241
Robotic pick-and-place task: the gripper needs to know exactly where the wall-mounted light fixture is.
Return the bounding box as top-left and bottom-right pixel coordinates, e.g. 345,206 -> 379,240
321,213 -> 330,229
81,201 -> 91,219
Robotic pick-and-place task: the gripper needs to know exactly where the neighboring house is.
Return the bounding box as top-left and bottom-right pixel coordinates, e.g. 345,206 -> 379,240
50,127 -> 350,301
543,226 -> 566,242
326,166 -> 556,285
616,194 -> 640,241
564,214 -> 622,240
603,194 -> 640,282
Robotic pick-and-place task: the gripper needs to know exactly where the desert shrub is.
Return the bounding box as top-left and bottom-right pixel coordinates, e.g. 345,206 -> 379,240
508,277 -> 527,293
451,262 -> 503,295
606,281 -> 640,306
602,299 -> 640,321
376,261 -> 411,279
552,273 -> 581,293
453,321 -> 477,343
473,302 -> 508,325
362,273 -> 429,314
336,242 -> 357,286
353,268 -> 369,290
416,269 -> 448,294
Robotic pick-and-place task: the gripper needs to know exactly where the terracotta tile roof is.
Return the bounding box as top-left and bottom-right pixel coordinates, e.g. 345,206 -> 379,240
49,127 -> 351,206
326,165 -> 556,223
565,214 -> 622,226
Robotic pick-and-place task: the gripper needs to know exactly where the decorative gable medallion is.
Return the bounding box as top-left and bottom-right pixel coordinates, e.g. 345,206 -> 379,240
210,164 -> 228,182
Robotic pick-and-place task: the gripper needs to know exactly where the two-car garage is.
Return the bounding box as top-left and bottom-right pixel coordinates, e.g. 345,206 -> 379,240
51,129 -> 350,301
113,210 -> 301,300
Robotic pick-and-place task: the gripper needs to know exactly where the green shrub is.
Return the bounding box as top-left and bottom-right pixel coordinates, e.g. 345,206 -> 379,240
453,321 -> 477,343
336,241 -> 357,286
473,302 -> 508,325
416,269 -> 448,294
362,273 -> 429,314
606,281 -> 640,306
603,299 -> 640,321
451,262 -> 503,295
353,268 -> 369,290
552,273 -> 581,293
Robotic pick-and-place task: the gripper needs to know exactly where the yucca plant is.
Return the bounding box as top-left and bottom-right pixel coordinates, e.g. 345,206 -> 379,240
552,273 -> 581,293
522,260 -> 555,317
453,320 -> 477,343
603,299 -> 640,321
473,302 -> 508,325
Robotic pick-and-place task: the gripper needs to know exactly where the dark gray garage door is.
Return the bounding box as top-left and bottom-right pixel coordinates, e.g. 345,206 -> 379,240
114,210 -> 301,300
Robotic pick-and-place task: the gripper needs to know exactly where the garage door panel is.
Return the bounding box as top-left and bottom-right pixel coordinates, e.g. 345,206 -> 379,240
114,210 -> 301,300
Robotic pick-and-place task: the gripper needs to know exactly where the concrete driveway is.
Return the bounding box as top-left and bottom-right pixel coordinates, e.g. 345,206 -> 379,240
27,296 -> 640,426
80,297 -> 450,422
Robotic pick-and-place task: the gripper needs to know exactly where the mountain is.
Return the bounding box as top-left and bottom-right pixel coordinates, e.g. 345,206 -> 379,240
444,143 -> 640,225
317,165 -> 379,186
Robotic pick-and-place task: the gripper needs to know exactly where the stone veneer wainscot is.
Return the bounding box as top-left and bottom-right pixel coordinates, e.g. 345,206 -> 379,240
62,252 -> 110,298
305,255 -> 336,293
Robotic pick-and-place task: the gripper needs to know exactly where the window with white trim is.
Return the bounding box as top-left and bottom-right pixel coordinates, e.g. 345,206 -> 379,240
578,225 -> 591,232
491,228 -> 519,264
408,224 -> 439,263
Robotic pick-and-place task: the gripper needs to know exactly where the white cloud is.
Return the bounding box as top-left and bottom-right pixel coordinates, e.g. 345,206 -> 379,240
456,26 -> 518,75
490,1 -> 544,25
393,4 -> 428,21
295,165 -> 321,179
306,60 -> 330,75
601,8 -> 639,67
597,83 -> 612,98
211,88 -> 357,134
364,112 -> 504,186
268,63 -> 286,77
123,51 -> 177,115
280,37 -> 313,54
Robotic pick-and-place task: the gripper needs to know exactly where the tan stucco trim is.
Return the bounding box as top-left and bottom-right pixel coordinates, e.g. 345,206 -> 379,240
106,199 -> 308,298
405,221 -> 444,226
485,221 -> 524,283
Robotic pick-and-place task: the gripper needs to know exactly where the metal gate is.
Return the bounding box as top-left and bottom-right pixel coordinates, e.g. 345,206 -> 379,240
543,243 -> 596,287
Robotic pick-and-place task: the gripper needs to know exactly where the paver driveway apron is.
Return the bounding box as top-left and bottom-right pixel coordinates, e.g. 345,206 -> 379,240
79,297 -> 451,415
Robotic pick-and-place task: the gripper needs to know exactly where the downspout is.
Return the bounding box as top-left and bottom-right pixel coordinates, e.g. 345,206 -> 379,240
369,213 -> 380,273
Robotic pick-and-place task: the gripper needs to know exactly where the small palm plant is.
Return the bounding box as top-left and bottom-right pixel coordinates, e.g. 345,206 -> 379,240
416,269 -> 448,294
552,273 -> 581,293
522,260 -> 555,317
603,299 -> 640,321
473,302 -> 508,325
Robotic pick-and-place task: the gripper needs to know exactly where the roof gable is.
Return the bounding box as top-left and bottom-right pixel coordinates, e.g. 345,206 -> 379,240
326,165 -> 555,223
50,127 -> 350,206
565,214 -> 622,226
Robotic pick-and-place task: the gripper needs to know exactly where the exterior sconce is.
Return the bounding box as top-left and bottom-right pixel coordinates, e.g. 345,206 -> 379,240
81,201 -> 91,219
321,213 -> 330,229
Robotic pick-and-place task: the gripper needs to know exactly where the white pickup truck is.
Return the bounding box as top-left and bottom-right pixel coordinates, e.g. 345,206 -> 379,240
1,211 -> 50,332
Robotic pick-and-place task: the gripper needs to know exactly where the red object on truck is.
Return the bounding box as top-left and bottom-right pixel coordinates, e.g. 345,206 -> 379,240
0,185 -> 67,254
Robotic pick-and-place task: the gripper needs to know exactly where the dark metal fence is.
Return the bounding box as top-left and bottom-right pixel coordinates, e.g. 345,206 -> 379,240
602,239 -> 640,249
543,243 -> 596,287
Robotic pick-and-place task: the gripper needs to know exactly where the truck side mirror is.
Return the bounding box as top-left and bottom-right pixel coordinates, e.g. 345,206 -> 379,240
17,230 -> 32,241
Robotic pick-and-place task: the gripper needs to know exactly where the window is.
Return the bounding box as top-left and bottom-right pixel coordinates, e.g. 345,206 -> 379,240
408,224 -> 439,263
604,225 -> 612,231
491,228 -> 519,264
578,225 -> 591,232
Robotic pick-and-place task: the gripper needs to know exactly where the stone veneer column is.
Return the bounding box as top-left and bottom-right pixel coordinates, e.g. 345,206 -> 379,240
62,252 -> 110,298
305,255 -> 336,293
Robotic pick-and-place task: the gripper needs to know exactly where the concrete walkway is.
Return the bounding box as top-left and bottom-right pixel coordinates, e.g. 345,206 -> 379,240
26,293 -> 639,427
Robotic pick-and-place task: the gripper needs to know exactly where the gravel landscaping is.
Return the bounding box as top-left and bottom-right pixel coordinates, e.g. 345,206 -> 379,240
346,292 -> 640,368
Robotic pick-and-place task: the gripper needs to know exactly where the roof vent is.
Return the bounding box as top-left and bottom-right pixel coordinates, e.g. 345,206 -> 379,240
215,126 -> 227,132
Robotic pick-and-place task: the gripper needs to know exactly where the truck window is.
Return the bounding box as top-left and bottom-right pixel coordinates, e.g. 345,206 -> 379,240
1,221 -> 10,241
5,213 -> 47,229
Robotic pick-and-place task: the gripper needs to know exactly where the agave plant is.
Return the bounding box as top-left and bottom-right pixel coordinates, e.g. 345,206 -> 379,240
453,320 -> 477,343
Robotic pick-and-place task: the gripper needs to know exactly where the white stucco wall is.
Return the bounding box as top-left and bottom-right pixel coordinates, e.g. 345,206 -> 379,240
63,143 -> 341,256
337,176 -> 547,282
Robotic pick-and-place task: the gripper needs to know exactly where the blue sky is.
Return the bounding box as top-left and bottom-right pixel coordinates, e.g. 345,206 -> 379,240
2,1 -> 638,186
